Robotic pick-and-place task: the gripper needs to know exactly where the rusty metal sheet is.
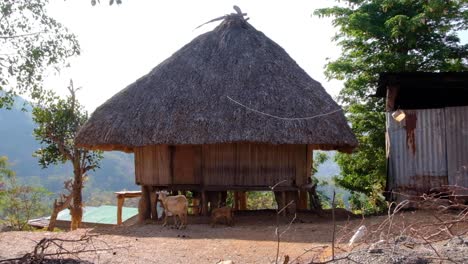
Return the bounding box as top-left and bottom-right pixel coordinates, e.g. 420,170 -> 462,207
386,108 -> 447,196
445,106 -> 468,194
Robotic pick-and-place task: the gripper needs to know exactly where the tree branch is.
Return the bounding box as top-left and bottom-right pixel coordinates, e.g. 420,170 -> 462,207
45,129 -> 74,161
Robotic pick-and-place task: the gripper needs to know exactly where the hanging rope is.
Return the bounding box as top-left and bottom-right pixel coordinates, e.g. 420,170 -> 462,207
226,96 -> 342,121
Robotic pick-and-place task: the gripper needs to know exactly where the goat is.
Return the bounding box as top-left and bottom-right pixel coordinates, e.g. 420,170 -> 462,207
157,191 -> 188,229
211,206 -> 234,227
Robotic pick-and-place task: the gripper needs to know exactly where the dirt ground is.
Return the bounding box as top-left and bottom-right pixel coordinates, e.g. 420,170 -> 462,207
0,209 -> 466,264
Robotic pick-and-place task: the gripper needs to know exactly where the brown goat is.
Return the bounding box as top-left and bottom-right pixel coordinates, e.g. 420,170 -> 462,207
158,191 -> 188,229
210,206 -> 234,227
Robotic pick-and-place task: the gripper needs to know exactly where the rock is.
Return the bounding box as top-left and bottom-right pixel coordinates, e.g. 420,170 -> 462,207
217,260 -> 234,264
394,235 -> 418,248
368,239 -> 386,254
368,248 -> 383,254
445,236 -> 467,247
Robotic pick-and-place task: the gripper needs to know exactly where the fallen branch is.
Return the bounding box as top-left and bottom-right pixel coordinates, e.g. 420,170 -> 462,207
0,234 -> 128,264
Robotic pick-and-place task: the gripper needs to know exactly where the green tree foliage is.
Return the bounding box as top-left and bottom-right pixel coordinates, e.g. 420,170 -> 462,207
0,0 -> 80,108
247,191 -> 276,210
0,156 -> 51,230
32,80 -> 103,230
312,151 -> 329,176
314,0 -> 468,209
0,156 -> 14,203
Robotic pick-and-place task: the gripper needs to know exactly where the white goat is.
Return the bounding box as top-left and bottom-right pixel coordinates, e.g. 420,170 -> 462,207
157,191 -> 188,229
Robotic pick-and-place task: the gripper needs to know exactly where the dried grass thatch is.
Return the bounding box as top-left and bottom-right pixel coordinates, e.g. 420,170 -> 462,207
76,10 -> 357,153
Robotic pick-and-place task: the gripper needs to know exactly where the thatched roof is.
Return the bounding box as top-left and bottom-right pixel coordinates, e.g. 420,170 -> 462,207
76,9 -> 358,153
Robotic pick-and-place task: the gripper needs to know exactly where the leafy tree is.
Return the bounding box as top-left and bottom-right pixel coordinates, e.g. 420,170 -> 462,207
247,191 -> 276,210
33,80 -> 103,230
0,156 -> 14,206
0,156 -> 51,230
0,0 -> 80,109
314,0 -> 468,210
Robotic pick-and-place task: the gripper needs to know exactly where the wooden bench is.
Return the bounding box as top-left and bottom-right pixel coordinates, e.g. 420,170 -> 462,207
115,191 -> 142,225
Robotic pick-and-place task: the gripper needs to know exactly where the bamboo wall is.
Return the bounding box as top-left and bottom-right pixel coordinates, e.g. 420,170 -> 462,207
134,143 -> 309,190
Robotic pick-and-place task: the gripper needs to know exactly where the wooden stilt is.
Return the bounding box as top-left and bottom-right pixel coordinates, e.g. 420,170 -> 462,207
285,191 -> 298,214
281,191 -> 287,216
138,185 -> 151,223
298,190 -> 308,210
234,192 -> 239,211
117,195 -> 124,225
190,198 -> 200,215
220,191 -> 228,206
201,191 -> 209,216
239,191 -> 247,210
150,191 -> 157,220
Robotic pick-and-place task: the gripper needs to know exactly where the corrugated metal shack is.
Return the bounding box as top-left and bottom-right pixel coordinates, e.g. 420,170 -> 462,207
377,72 -> 468,198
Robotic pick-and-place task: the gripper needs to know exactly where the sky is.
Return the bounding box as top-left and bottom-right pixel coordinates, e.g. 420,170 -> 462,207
45,1 -> 468,112
45,0 -> 344,112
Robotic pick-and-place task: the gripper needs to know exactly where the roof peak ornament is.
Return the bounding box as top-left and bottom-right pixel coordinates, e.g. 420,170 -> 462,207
195,5 -> 249,30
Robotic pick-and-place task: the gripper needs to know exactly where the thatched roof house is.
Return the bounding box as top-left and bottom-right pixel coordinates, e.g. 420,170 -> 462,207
76,12 -> 356,152
76,9 -> 357,218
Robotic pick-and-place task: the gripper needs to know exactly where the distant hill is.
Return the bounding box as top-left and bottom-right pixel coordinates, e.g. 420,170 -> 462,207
0,97 -> 137,203
0,96 -> 349,205
314,152 -> 351,207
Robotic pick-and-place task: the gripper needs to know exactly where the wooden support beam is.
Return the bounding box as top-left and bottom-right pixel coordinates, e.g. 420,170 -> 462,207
233,192 -> 239,211
307,145 -> 314,181
150,191 -> 157,220
281,191 -> 286,216
239,191 -> 247,210
201,191 -> 209,216
285,191 -> 298,214
138,186 -> 151,223
386,85 -> 399,111
189,198 -> 201,215
298,190 -> 308,210
233,191 -> 247,210
117,195 -> 124,225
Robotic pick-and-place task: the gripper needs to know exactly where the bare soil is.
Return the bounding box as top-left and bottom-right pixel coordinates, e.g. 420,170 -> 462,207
0,210 -> 466,264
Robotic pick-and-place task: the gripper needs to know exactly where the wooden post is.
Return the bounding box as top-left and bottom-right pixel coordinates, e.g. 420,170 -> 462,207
386,85 -> 399,111
201,191 -> 209,216
306,145 -> 314,211
239,191 -> 247,210
298,190 -> 308,210
285,191 -> 298,215
234,191 -> 247,210
117,195 -> 125,225
138,185 -> 151,223
234,192 -> 239,211
190,198 -> 200,215
150,191 -> 157,220
220,191 -> 228,206
281,191 -> 286,216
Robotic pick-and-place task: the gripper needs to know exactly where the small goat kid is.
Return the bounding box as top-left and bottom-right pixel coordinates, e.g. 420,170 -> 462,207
157,191 -> 188,229
211,206 -> 234,227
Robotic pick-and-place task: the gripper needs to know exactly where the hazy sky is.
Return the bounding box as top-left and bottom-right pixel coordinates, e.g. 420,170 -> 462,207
44,1 -> 343,111
45,1 -> 468,112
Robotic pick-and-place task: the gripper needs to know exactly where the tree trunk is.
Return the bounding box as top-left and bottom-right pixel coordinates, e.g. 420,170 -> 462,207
48,209 -> 60,231
48,196 -> 72,231
70,162 -> 83,230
